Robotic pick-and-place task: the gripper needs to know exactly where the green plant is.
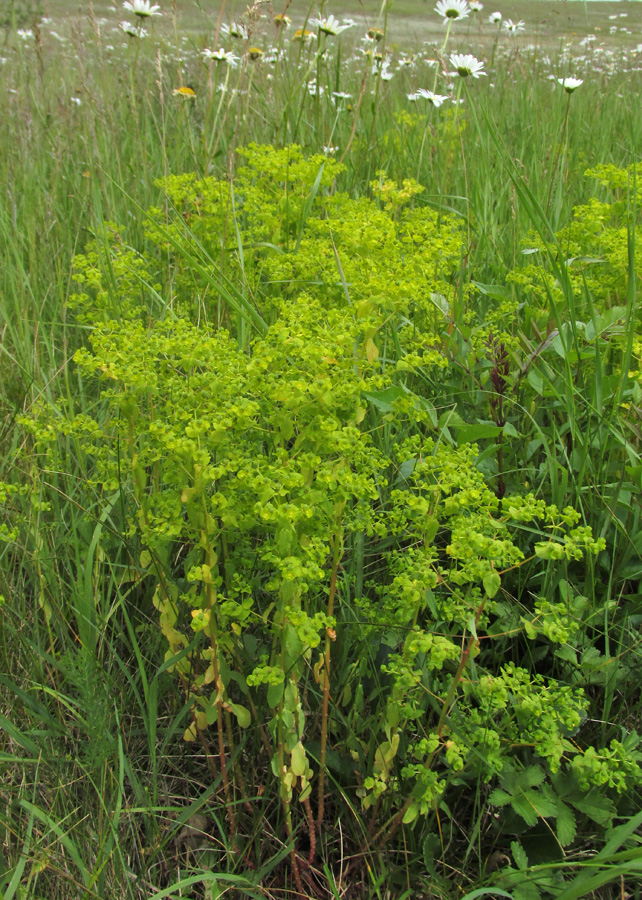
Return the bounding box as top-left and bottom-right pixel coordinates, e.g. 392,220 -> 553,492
13,144 -> 640,896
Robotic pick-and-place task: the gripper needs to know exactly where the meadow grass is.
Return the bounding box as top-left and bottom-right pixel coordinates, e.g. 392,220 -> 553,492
2,1 -> 642,899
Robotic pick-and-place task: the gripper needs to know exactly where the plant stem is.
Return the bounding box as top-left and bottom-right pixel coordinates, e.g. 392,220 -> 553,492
316,528 -> 343,831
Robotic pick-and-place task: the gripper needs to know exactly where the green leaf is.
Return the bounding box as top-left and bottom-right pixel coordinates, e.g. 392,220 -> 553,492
459,890 -> 515,900
402,803 -> 419,825
523,789 -> 557,819
472,281 -> 513,300
228,702 -> 251,729
511,841 -> 528,871
568,792 -> 615,825
290,741 -> 307,777
483,572 -> 501,598
422,833 -> 440,878
556,800 -> 577,847
510,795 -> 539,827
363,386 -> 407,413
520,766 -> 545,788
457,423 -> 502,445
489,789 -> 512,807
267,681 -> 284,709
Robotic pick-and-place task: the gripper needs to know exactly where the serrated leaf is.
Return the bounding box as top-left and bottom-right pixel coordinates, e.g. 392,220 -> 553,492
511,840 -> 528,871
521,765 -> 545,788
556,800 -> 577,847
489,789 -> 512,807
568,793 -> 615,825
523,789 -> 557,819
423,833 -> 440,877
510,795 -> 539,827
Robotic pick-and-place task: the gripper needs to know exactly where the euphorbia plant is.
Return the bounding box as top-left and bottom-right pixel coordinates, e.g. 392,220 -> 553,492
20,144 -> 641,889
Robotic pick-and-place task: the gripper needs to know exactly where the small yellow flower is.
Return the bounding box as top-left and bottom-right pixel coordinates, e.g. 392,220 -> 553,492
293,28 -> 315,42
367,27 -> 384,41
273,14 -> 291,28
247,47 -> 263,60
172,85 -> 196,97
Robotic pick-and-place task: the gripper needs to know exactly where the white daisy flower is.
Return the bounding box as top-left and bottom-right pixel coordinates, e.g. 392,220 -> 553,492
123,0 -> 161,18
407,92 -> 420,101
17,28 -> 34,38
450,53 -> 486,77
71,96 -> 82,105
417,88 -> 449,106
202,47 -> 239,66
221,22 -> 249,40
323,144 -> 338,155
469,1 -> 483,11
502,19 -> 525,36
488,11 -> 501,24
435,0 -> 470,21
557,76 -> 583,93
308,14 -> 355,36
120,20 -> 146,36
332,90 -> 352,100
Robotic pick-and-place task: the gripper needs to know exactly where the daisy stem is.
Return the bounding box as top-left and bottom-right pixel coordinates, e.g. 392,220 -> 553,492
439,18 -> 453,56
205,63 -> 231,169
417,19 -> 452,179
545,91 -> 571,220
